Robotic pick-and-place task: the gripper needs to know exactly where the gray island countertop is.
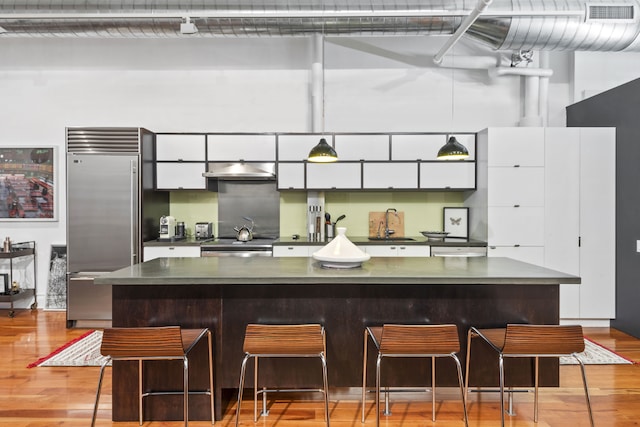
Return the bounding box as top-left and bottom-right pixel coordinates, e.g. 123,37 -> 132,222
96,256 -> 580,286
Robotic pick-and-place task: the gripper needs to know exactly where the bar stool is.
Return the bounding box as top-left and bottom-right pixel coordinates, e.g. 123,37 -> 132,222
91,326 -> 214,427
465,324 -> 594,427
361,324 -> 468,426
235,323 -> 329,427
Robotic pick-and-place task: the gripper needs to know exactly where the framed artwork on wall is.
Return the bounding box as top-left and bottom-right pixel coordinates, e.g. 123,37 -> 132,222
443,207 -> 469,239
0,147 -> 57,221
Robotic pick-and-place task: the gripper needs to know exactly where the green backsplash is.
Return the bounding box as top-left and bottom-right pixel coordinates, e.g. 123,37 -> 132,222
170,190 -> 463,238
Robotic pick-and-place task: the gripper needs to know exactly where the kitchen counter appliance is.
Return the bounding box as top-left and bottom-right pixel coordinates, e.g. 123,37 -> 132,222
195,222 -> 214,240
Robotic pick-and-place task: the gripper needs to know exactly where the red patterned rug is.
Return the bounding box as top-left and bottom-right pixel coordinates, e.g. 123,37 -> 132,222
27,330 -> 110,368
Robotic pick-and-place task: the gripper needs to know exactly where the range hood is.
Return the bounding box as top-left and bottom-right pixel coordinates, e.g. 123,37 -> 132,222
203,162 -> 276,181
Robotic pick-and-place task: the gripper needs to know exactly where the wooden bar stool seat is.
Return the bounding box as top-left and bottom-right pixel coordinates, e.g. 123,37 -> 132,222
361,324 -> 468,426
235,323 -> 329,427
465,324 -> 594,427
91,326 -> 214,427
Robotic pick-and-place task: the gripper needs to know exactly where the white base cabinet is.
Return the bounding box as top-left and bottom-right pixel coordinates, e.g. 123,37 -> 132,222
143,245 -> 201,262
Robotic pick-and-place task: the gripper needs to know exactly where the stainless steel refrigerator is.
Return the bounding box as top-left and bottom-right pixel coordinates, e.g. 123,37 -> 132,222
66,127 -> 168,327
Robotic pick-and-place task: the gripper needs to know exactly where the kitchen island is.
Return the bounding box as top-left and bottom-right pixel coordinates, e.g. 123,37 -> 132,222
96,256 -> 580,422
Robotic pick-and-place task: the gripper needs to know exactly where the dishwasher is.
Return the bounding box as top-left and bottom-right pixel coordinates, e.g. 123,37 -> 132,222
431,246 -> 487,257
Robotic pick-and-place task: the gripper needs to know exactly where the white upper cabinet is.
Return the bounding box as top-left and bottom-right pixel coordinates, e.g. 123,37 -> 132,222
306,163 -> 361,189
278,134 -> 332,161
207,134 -> 276,161
363,162 -> 417,189
487,128 -> 544,166
156,134 -> 206,161
277,163 -> 305,190
420,162 -> 475,189
334,134 -> 389,160
156,163 -> 206,190
392,134 -> 476,161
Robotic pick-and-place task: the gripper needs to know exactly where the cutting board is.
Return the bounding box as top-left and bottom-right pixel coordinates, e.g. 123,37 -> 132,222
368,211 -> 405,238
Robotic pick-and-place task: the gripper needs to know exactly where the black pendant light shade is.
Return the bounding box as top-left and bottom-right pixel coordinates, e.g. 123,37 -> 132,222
437,136 -> 469,160
308,138 -> 338,163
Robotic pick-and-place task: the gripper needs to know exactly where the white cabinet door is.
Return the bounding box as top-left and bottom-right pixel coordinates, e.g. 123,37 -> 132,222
156,134 -> 206,161
392,134 -> 476,161
207,134 -> 276,161
360,245 -> 398,257
544,128 -> 581,319
487,246 -> 544,266
278,134 -> 332,161
397,245 -> 431,257
277,163 -> 305,190
156,163 -> 206,190
334,134 -> 389,161
488,167 -> 545,206
420,162 -> 475,189
363,163 -> 418,189
487,206 -> 544,246
487,128 -> 545,167
578,127 -> 616,319
143,246 -> 201,261
307,163 -> 361,189
273,246 -> 313,257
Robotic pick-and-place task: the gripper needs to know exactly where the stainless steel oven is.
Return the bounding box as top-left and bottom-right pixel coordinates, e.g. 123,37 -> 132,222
200,238 -> 274,257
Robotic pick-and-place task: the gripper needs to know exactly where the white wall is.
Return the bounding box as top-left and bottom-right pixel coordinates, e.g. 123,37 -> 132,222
0,35 -> 634,304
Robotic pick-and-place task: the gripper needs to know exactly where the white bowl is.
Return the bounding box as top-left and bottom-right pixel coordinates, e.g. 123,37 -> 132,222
420,231 -> 450,241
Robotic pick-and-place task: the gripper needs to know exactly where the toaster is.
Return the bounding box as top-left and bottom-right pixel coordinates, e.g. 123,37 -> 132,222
195,222 -> 214,240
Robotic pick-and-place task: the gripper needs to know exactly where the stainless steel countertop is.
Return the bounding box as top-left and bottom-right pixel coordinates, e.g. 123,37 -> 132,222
95,256 -> 579,286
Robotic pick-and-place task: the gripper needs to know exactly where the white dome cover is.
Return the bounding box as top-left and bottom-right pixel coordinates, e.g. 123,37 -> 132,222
312,227 -> 370,263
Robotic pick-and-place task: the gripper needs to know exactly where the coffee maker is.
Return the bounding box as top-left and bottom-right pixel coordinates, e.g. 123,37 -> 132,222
159,215 -> 176,239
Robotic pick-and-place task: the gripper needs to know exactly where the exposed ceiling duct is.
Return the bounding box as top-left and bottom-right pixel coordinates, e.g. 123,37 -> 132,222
1,0 -> 640,52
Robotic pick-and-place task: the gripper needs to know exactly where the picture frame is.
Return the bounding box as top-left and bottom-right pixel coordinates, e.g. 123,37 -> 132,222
0,147 -> 57,221
443,207 -> 469,239
1,273 -> 8,294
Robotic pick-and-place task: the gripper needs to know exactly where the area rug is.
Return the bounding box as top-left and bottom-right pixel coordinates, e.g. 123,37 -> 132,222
28,330 -> 110,368
560,337 -> 635,365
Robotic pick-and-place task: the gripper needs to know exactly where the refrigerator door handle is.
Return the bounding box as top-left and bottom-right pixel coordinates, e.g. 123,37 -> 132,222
131,160 -> 139,265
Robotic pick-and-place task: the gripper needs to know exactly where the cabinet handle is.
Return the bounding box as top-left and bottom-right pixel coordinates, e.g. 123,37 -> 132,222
390,247 -> 397,250
514,244 -> 520,247
489,246 -> 496,249
513,204 -> 520,208
514,164 -> 520,167
388,186 -> 394,189
169,247 -> 175,250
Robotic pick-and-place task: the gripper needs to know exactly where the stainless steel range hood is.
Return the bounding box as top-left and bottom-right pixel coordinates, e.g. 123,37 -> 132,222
203,162 -> 276,181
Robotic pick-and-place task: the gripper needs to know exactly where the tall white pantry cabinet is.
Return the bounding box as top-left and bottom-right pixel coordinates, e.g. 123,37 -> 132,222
467,127 -> 615,321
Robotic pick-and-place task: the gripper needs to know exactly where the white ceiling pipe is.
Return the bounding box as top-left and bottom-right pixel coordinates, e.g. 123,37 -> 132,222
520,75 -> 543,127
311,33 -> 324,134
433,0 -> 493,65
489,67 -> 553,78
434,55 -> 502,70
538,51 -> 550,127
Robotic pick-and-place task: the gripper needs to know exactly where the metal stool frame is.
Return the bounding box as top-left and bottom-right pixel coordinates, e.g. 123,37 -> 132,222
361,324 -> 468,427
465,324 -> 594,427
235,323 -> 330,427
91,326 -> 214,427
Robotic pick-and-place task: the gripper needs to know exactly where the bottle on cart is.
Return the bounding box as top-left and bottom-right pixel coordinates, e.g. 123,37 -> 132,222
3,237 -> 11,253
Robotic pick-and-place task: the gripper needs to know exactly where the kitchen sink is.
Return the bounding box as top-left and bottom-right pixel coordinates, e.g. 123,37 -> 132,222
368,237 -> 416,241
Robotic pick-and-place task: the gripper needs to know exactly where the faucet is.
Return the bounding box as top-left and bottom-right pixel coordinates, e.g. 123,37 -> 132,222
384,208 -> 398,239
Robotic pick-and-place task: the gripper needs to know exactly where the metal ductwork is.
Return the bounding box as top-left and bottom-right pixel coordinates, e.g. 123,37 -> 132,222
1,0 -> 640,52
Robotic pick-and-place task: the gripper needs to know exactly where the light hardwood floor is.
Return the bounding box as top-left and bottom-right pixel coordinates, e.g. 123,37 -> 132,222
1,309 -> 639,426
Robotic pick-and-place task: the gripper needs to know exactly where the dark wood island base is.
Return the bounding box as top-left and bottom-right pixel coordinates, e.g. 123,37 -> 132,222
99,256 -> 580,422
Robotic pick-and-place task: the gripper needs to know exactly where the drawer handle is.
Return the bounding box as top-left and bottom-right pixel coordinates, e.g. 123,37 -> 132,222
169,247 -> 175,250
514,164 -> 520,167
489,246 -> 496,249
514,244 -> 520,247
513,204 -> 520,208
287,247 -> 294,250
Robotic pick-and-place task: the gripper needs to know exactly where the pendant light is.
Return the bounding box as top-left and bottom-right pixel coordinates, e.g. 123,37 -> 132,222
307,33 -> 338,163
437,136 -> 469,160
308,138 -> 338,163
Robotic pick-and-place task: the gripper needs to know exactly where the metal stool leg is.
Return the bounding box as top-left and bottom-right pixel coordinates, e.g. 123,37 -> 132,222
183,357 -> 189,427
138,359 -> 143,426
361,329 -> 368,423
91,357 -> 111,427
499,354 -> 506,427
431,356 -> 436,422
575,356 -> 595,427
321,354 -> 330,427
451,354 -> 469,427
207,331 -> 215,424
375,354 -> 382,427
235,354 -> 250,427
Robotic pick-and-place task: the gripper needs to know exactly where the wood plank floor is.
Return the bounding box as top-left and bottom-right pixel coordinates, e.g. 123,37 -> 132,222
1,309 -> 639,426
